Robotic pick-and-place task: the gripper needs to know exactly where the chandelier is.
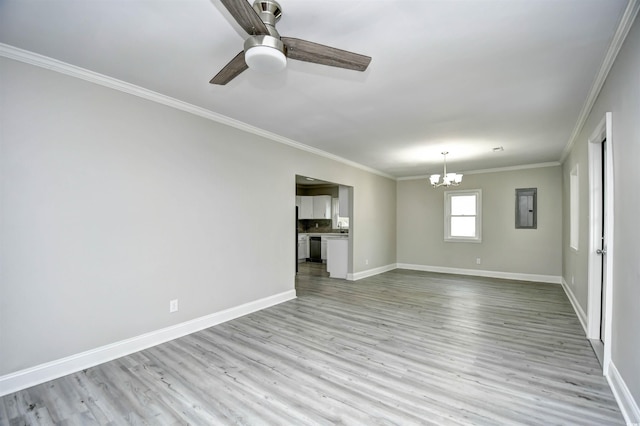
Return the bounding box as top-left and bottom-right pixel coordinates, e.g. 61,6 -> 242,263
429,152 -> 463,188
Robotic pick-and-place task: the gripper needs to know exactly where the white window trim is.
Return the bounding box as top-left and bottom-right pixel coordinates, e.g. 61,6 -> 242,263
444,189 -> 482,243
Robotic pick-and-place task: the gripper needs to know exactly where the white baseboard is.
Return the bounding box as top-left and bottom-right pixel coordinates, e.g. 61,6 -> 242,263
0,289 -> 296,397
397,263 -> 562,284
608,361 -> 640,425
348,263 -> 398,281
348,263 -> 563,284
560,277 -> 588,335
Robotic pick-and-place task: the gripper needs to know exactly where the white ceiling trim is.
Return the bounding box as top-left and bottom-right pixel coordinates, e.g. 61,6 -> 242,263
560,0 -> 640,162
0,43 -> 395,181
397,161 -> 561,181
462,162 -> 562,176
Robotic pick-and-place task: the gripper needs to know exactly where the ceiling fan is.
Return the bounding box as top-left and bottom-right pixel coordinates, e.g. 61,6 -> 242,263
210,0 -> 372,85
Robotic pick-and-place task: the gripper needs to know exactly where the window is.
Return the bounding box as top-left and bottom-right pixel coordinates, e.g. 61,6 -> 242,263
445,189 -> 482,242
570,165 -> 579,250
332,198 -> 349,230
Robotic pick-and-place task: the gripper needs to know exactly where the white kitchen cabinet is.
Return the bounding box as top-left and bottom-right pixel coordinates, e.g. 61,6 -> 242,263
298,196 -> 314,219
297,195 -> 331,219
313,195 -> 331,219
326,237 -> 348,279
297,235 -> 308,260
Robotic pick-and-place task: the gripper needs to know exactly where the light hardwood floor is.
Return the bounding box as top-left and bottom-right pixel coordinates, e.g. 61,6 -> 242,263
0,265 -> 624,425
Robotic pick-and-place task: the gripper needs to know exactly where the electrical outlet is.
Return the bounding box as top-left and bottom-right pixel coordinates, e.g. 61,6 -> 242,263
365,259 -> 369,265
571,276 -> 575,285
169,299 -> 178,313
315,223 -> 318,228
476,258 -> 481,265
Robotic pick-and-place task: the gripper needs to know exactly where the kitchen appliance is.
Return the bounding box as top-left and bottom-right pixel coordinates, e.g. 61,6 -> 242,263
309,236 -> 322,263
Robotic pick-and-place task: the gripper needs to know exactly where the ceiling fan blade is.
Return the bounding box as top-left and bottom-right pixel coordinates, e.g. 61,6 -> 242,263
219,0 -> 269,36
210,51 -> 248,85
282,37 -> 371,72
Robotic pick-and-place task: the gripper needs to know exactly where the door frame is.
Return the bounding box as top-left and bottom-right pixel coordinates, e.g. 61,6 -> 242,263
587,112 -> 614,374
295,175 -> 353,278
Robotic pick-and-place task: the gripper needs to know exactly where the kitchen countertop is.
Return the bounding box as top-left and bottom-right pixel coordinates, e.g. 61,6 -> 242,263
298,233 -> 349,238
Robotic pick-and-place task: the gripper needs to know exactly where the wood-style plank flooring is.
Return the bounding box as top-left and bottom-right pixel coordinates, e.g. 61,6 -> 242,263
0,264 -> 624,425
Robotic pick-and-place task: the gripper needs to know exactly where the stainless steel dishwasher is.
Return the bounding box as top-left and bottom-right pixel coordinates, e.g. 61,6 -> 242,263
309,236 -> 322,263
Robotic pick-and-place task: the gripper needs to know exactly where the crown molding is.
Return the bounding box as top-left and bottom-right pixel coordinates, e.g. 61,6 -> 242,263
397,161 -> 561,181
560,0 -> 640,162
0,43 -> 394,181
462,161 -> 562,175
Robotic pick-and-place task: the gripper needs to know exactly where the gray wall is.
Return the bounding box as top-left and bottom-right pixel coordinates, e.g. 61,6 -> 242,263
0,57 -> 397,376
397,166 -> 562,277
562,15 -> 640,408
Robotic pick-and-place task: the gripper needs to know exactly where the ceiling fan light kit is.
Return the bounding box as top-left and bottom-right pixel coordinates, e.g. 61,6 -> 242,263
430,152 -> 463,188
211,0 -> 371,85
244,35 -> 287,73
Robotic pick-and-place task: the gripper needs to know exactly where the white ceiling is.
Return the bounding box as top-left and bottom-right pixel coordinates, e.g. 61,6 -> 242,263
0,0 -> 629,178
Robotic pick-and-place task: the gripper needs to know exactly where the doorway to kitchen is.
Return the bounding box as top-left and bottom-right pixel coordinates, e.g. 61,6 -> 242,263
295,175 -> 352,280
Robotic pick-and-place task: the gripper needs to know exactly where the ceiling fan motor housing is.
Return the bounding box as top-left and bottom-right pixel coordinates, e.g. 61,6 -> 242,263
252,0 -> 282,32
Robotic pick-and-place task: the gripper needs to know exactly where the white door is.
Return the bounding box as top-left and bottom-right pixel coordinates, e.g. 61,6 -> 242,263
598,141 -> 608,345
587,113 -> 614,373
